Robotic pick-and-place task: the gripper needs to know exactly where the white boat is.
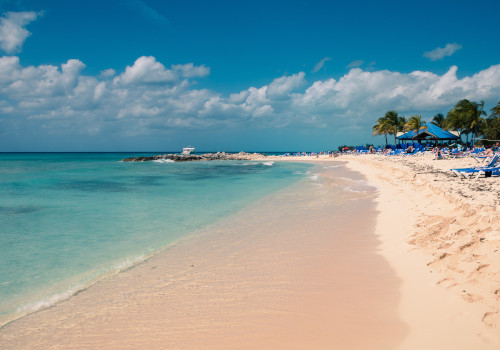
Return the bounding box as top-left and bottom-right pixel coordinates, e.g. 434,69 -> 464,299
182,146 -> 195,155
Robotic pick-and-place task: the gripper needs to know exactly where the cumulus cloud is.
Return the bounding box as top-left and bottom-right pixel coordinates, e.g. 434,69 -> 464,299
0,11 -> 40,53
99,68 -> 116,78
114,56 -> 177,85
423,43 -> 462,61
171,62 -> 210,78
266,72 -> 305,98
113,56 -> 209,85
0,56 -> 86,98
312,57 -> 331,73
1,53 -> 500,141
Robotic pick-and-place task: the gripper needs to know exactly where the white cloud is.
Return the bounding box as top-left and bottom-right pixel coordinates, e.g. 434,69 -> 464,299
295,64 -> 500,122
0,56 -> 86,98
114,56 -> 177,85
99,68 -> 116,78
1,53 -> 500,141
93,82 -> 107,101
117,105 -> 161,119
0,11 -> 40,53
171,63 -> 210,78
113,56 -> 209,86
423,43 -> 462,61
312,57 -> 331,73
266,72 -> 305,98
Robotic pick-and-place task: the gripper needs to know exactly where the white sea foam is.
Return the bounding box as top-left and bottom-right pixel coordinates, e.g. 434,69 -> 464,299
343,186 -> 365,193
17,283 -> 85,314
153,159 -> 175,163
263,161 -> 274,166
343,184 -> 376,194
13,252 -> 150,326
334,176 -> 368,184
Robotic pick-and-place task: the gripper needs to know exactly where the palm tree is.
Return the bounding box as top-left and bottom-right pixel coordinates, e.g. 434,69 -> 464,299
372,117 -> 391,146
397,116 -> 407,132
431,113 -> 445,128
486,101 -> 500,142
380,110 -> 402,145
444,109 -> 466,144
468,100 -> 487,145
483,115 -> 500,141
490,101 -> 500,118
405,115 -> 426,135
446,99 -> 486,146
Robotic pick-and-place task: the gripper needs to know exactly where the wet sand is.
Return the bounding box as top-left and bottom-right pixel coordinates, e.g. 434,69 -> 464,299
0,164 -> 406,349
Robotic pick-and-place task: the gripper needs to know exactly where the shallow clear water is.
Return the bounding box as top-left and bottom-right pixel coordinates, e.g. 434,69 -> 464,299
0,153 -> 311,325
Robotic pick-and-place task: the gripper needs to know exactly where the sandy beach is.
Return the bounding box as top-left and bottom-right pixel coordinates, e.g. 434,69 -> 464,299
345,153 -> 500,348
1,154 -> 499,349
268,153 -> 500,348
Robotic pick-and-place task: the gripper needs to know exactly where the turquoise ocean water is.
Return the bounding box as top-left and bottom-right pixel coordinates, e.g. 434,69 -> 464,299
0,153 -> 311,326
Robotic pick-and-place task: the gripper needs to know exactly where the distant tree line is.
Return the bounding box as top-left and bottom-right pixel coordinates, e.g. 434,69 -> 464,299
372,100 -> 500,146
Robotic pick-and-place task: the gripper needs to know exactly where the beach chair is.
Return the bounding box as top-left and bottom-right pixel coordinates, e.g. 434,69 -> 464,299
450,154 -> 500,178
449,148 -> 465,158
473,167 -> 500,178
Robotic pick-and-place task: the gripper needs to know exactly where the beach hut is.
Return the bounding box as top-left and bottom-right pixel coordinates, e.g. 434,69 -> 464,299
396,123 -> 459,145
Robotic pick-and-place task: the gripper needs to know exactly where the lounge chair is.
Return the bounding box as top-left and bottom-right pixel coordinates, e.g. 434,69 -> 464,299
449,148 -> 466,158
473,167 -> 500,178
451,154 -> 500,178
474,156 -> 489,163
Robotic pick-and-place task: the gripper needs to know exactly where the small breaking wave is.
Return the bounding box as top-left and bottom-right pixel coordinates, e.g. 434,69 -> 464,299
262,161 -> 274,166
9,252 -> 150,328
153,159 -> 175,163
343,184 -> 376,194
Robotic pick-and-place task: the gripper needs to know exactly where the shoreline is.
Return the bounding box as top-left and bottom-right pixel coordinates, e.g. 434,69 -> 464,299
0,162 -> 406,349
1,155 -> 498,348
0,157 -> 306,330
265,154 -> 500,347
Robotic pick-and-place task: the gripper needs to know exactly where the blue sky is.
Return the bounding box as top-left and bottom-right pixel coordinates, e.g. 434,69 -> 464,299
0,0 -> 499,151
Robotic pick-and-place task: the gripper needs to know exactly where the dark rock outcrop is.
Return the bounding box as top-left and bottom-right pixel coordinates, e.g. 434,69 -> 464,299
122,152 -> 265,162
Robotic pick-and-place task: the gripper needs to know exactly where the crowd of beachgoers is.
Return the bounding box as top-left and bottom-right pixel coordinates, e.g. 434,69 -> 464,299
345,142 -> 500,159
275,142 -> 500,181
282,142 -> 500,160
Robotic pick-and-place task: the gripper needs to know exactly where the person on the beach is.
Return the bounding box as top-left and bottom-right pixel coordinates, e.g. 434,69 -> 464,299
484,147 -> 494,157
433,147 -> 443,159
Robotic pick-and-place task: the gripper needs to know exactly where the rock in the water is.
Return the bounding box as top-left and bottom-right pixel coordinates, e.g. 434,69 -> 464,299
122,152 -> 265,162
